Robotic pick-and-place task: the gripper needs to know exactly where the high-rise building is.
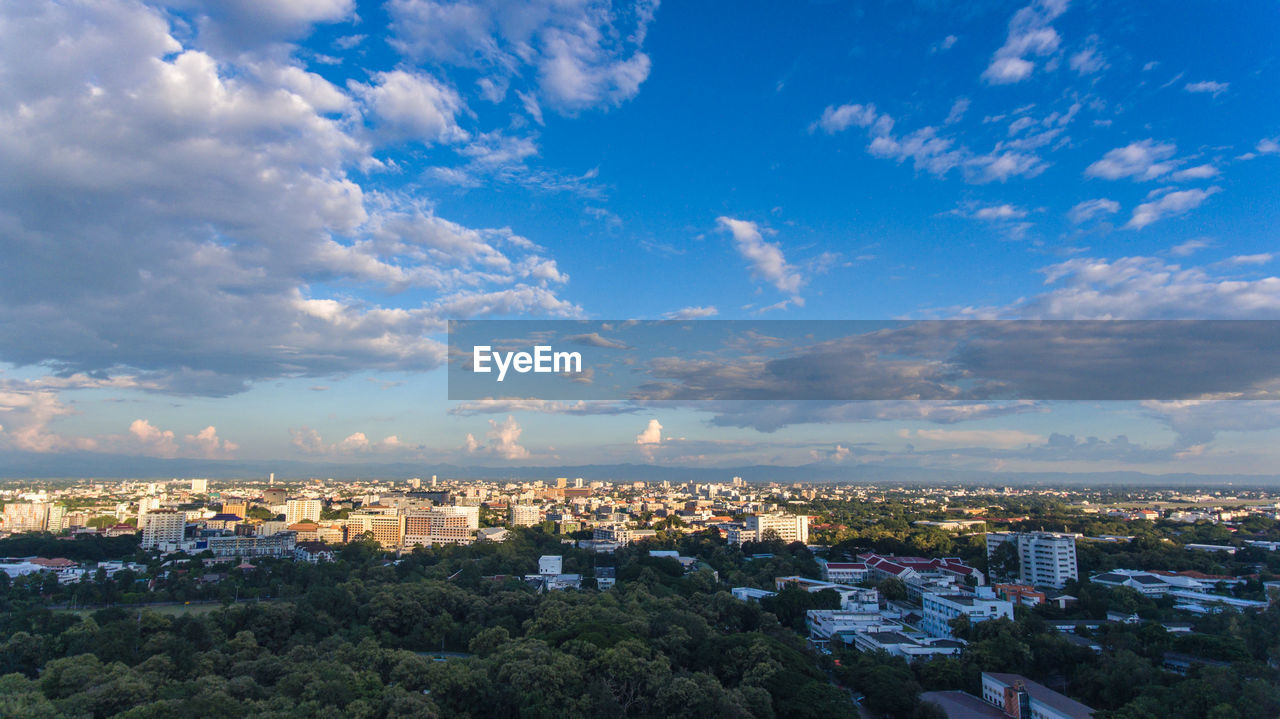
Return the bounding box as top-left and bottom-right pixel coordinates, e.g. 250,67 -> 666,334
137,496 -> 163,524
46,504 -> 67,533
222,500 -> 249,520
190,478 -> 208,493
403,511 -> 471,547
432,504 -> 480,531
731,513 -> 810,545
986,532 -> 1078,589
263,488 -> 287,506
555,477 -> 568,489
140,509 -> 186,550
2,502 -> 50,533
285,498 -> 323,525
510,504 -> 541,527
346,511 -> 405,547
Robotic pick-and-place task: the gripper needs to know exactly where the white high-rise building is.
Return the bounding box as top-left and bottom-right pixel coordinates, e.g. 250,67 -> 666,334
510,504 -> 541,527
140,509 -> 186,550
2,502 -> 50,533
137,496 -> 163,524
732,513 -> 810,545
433,504 -> 480,531
190,479 -> 208,493
285,498 -> 323,525
986,532 -> 1078,589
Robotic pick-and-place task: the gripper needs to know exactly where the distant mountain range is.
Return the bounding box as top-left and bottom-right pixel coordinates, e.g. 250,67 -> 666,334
1,450 -> 1278,487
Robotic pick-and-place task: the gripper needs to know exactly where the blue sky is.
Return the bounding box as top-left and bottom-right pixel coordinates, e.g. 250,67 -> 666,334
1,0 -> 1279,476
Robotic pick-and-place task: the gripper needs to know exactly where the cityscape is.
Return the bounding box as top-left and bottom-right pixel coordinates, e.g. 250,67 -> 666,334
2,0 -> 1280,718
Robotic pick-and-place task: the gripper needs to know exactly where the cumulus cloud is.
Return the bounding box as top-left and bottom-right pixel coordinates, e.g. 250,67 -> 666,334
0,0 -> 580,397
288,427 -> 404,455
185,426 -> 239,458
1126,186 -> 1220,229
1170,164 -> 1218,181
484,415 -> 530,459
1085,140 -> 1178,180
717,217 -> 806,299
388,0 -> 657,113
982,0 -> 1069,85
129,419 -> 180,458
635,418 -> 662,445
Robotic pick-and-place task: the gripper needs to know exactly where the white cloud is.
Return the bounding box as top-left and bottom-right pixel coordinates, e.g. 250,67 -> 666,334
388,0 -> 658,113
185,426 -> 239,458
1184,80 -> 1229,97
982,0 -> 1069,85
635,418 -> 662,445
129,419 -> 180,458
1126,186 -> 1219,229
1068,198 -> 1120,224
352,70 -> 467,144
972,204 -> 1027,220
1085,140 -> 1178,180
484,415 -> 529,459
945,97 -> 970,125
810,103 -> 880,134
1218,254 -> 1274,266
1170,239 -> 1212,257
1069,36 -> 1107,75
664,306 -> 719,319
717,217 -> 805,299
1256,137 -> 1280,155
0,0 -> 580,396
1010,255 -> 1280,319
1170,164 -> 1218,181
905,428 -> 1043,448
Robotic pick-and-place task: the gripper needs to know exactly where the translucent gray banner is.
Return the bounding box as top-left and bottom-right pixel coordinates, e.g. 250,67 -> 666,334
447,320 -> 1280,401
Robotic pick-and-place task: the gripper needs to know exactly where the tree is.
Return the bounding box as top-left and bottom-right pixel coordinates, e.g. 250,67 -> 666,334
988,540 -> 1020,582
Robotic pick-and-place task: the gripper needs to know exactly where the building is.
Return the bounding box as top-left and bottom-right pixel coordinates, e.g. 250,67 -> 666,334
816,558 -> 870,584
140,509 -> 186,551
346,511 -> 405,547
190,479 -> 208,493
593,525 -> 657,546
775,576 -> 880,611
980,673 -> 1095,719
510,504 -> 541,527
432,504 -> 480,531
921,590 -> 1014,638
987,532 -> 1078,589
403,510 -> 472,547
2,502 -> 50,533
207,531 -> 296,558
525,555 -> 581,591
285,498 -> 323,525
221,500 -> 249,520
263,488 -> 287,506
995,584 -> 1047,607
729,513 -> 810,545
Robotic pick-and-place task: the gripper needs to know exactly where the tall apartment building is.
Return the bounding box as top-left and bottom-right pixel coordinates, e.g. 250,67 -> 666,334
140,509 -> 186,550
137,496 -> 163,524
263,488 -> 287,506
986,531 -> 1079,589
46,504 -> 67,533
1,502 -> 50,533
432,504 -> 480,531
510,504 -> 541,527
403,511 -> 472,547
285,498 -> 323,525
345,511 -> 404,548
730,513 -> 810,545
190,479 -> 208,493
222,500 -> 249,520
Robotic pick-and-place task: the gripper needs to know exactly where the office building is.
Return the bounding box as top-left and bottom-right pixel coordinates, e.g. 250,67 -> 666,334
2,502 -> 50,533
729,513 -> 810,545
510,504 -> 541,527
921,590 -> 1014,638
403,510 -> 472,547
190,479 -> 208,493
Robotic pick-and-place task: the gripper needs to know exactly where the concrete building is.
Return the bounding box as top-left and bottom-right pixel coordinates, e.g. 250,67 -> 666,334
346,511 -> 404,547
432,504 -> 480,531
980,673 -> 1095,719
140,509 -> 186,551
403,510 -> 472,547
207,531 -> 297,558
285,498 -> 323,525
510,504 -> 541,527
921,590 -> 1014,638
987,532 -> 1078,589
729,513 -> 810,545
816,558 -> 870,584
190,479 -> 208,493
2,502 -> 50,533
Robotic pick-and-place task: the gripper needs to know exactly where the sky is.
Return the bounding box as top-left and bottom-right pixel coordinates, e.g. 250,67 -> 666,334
1,0 -> 1279,477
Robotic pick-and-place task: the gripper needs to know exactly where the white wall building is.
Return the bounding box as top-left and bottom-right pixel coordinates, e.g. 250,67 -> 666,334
285,498 -> 323,525
510,504 -> 541,527
987,532 -> 1079,589
731,513 -> 809,545
140,509 -> 186,551
921,590 -> 1014,638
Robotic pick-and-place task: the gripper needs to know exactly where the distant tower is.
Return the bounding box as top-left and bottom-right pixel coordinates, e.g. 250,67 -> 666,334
269,472 -> 275,485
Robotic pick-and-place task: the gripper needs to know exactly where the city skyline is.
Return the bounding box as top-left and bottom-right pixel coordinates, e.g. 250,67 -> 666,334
2,0 -> 1280,477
